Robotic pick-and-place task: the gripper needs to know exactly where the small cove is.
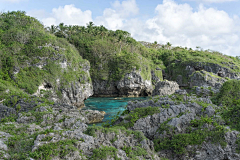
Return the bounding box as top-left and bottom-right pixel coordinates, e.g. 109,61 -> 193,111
84,97 -> 148,126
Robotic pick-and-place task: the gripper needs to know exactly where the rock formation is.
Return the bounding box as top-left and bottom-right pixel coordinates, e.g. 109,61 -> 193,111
93,69 -> 154,97
113,89 -> 240,160
0,99 -> 159,160
152,80 -> 179,96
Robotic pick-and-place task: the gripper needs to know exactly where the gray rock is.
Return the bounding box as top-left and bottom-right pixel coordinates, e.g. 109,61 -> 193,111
0,104 -> 16,121
189,70 -> 227,90
115,93 -> 240,160
93,69 -> 153,97
152,80 -> 179,96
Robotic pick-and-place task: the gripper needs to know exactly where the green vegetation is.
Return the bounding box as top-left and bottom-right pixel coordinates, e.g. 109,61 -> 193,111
84,125 -> 150,159
47,22 -> 165,84
211,80 -> 240,132
90,146 -> 120,160
0,11 -> 90,102
53,21 -> 240,86
84,125 -> 146,141
29,139 -> 78,160
154,116 -> 227,154
105,106 -> 161,128
212,79 -> 240,106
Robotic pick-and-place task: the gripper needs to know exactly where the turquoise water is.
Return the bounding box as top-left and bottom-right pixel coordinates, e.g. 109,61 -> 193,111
84,97 -> 148,126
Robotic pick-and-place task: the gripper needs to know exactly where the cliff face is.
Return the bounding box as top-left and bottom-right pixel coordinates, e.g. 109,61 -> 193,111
113,86 -> 240,160
93,69 -> 154,97
33,59 -> 93,108
166,61 -> 240,89
0,12 -> 93,107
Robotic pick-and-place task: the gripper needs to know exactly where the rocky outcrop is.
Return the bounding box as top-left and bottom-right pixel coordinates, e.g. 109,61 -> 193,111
0,99 -> 160,159
33,57 -> 93,108
81,110 -> 106,123
152,80 -> 179,96
168,61 -> 240,87
151,69 -> 162,85
93,70 -> 153,97
54,61 -> 93,108
189,70 -> 227,90
0,99 -> 104,124
117,71 -> 153,97
114,90 -> 240,160
0,104 -> 16,121
0,131 -> 11,159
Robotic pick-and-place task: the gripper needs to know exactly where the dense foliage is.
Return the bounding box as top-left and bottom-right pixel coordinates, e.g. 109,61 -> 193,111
0,11 -> 88,102
47,22 -> 163,82
212,80 -> 240,131
47,22 -> 240,87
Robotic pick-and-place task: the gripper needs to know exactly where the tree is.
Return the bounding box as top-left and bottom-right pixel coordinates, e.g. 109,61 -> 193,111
118,34 -> 124,53
86,21 -> 94,34
55,23 -> 67,38
98,25 -> 107,41
166,42 -> 172,50
126,37 -> 136,53
46,25 -> 57,34
153,41 -> 158,49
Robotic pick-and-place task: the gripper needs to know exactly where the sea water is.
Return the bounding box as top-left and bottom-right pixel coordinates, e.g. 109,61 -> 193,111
84,97 -> 148,126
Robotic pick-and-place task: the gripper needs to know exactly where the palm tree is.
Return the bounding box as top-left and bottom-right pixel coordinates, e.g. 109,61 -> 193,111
118,34 -> 124,53
86,21 -> 94,34
66,25 -> 76,38
55,23 -> 67,38
98,25 -> 107,41
166,42 -> 172,50
47,25 -> 57,34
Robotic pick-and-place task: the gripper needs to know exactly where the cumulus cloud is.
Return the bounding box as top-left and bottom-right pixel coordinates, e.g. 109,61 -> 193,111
186,0 -> 237,3
117,0 -> 240,56
28,4 -> 92,26
27,0 -> 240,56
95,0 -> 139,30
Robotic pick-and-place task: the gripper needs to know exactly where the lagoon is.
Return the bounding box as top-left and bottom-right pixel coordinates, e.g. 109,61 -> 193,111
84,97 -> 148,126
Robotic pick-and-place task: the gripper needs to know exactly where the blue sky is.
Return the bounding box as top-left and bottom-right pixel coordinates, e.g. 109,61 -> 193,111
1,0 -> 240,56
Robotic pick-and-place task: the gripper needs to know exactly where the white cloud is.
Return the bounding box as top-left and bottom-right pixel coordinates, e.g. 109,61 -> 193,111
95,0 -> 139,30
28,4 -> 92,26
185,0 -> 237,3
0,0 -> 28,2
27,0 -> 240,56
116,0 -> 240,56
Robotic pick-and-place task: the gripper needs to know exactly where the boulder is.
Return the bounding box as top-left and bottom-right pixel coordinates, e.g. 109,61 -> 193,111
93,70 -> 153,97
152,80 -> 179,96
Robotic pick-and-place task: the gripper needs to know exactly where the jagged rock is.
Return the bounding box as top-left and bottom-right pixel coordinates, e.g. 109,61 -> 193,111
189,70 -> 227,90
168,62 -> 239,87
55,61 -> 93,108
151,70 -> 162,85
114,93 -> 240,160
93,70 -> 153,97
81,110 -> 106,123
0,132 -> 12,159
194,86 -> 218,97
93,80 -> 119,97
117,71 -> 153,97
0,104 -> 16,121
175,89 -> 188,95
152,80 -> 179,96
